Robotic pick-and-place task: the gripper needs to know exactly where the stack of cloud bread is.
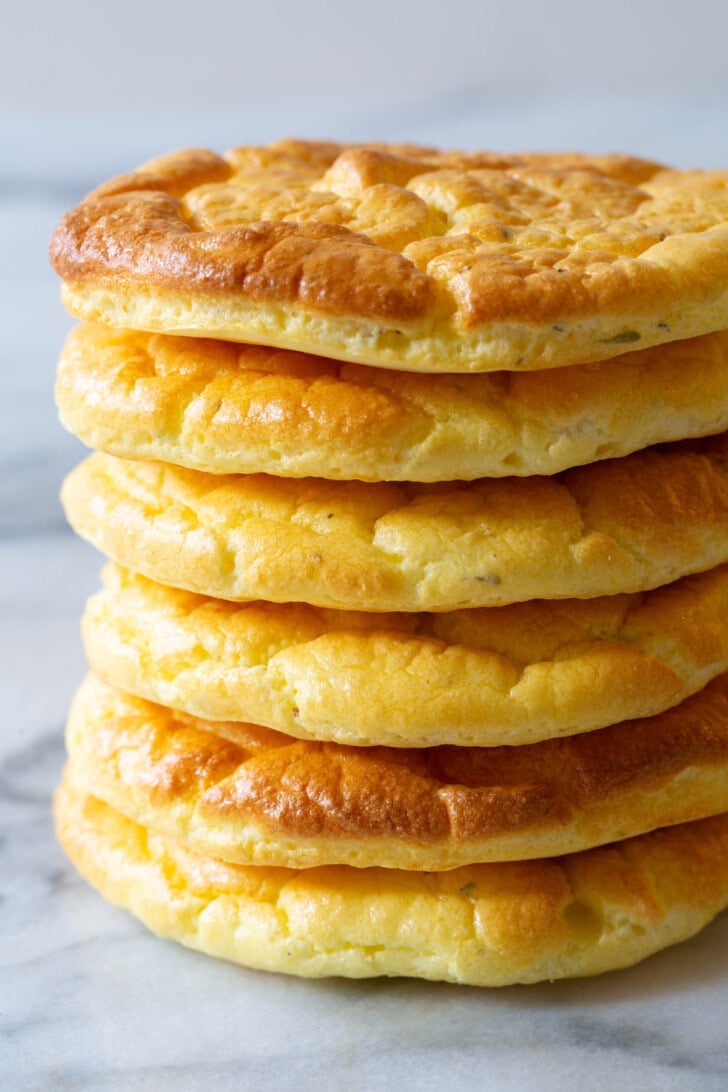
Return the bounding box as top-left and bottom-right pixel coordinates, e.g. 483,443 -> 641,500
49,140 -> 728,987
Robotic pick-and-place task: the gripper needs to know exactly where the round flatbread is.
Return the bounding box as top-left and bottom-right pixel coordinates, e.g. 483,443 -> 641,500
54,777 -> 728,986
66,673 -> 728,870
50,141 -> 728,373
57,324 -> 728,481
61,435 -> 728,611
84,564 -> 728,748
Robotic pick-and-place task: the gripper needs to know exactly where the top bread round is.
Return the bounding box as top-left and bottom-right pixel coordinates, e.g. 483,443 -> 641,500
50,140 -> 728,373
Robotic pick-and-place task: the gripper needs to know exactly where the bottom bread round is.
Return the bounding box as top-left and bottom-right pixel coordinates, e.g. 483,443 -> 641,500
55,774 -> 728,987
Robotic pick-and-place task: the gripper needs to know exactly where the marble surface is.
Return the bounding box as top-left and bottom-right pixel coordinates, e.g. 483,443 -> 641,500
3,102 -> 728,1090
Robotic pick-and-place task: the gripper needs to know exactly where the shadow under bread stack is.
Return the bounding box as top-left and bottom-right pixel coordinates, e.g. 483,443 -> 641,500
49,141 -> 728,986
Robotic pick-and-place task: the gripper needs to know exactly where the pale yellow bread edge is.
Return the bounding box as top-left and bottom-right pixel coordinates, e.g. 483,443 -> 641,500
60,277 -> 728,375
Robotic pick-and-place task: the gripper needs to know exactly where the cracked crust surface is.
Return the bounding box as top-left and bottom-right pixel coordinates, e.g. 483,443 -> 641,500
84,564 -> 728,748
49,141 -> 728,373
54,777 -> 728,985
57,324 -> 728,482
65,674 -> 728,870
61,435 -> 728,611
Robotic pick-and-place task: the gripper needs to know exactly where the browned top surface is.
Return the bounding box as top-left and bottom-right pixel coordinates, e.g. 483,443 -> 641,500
69,674 -> 728,847
50,140 -> 728,336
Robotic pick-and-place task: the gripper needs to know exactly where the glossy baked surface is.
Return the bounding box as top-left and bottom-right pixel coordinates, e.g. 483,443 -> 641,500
84,564 -> 728,747
62,436 -> 728,611
57,324 -> 728,481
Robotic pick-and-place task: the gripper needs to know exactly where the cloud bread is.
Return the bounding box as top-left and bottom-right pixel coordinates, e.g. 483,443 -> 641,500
85,565 -> 728,748
54,777 -> 728,985
49,141 -> 728,374
62,436 -> 728,612
57,324 -> 728,482
67,673 -> 728,871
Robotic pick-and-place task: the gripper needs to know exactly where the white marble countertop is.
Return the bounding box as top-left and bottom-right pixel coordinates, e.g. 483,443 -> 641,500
3,102 -> 728,1090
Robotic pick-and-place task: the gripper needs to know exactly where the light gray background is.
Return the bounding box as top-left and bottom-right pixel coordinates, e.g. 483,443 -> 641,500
4,0 -> 728,110
2,4 -> 728,1089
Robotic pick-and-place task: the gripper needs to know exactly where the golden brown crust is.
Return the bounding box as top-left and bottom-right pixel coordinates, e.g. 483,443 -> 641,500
65,674 -> 728,870
61,436 -> 728,611
84,564 -> 728,747
50,141 -> 728,373
57,324 -> 728,481
54,778 -> 728,985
